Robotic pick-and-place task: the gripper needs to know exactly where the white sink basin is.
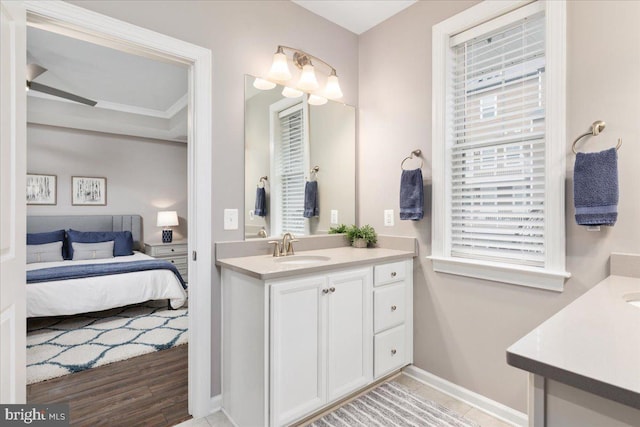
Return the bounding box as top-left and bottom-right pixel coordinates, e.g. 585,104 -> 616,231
623,293 -> 640,309
274,255 -> 331,265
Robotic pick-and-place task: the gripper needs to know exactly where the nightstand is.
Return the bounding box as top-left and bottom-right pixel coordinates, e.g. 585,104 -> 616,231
144,240 -> 188,283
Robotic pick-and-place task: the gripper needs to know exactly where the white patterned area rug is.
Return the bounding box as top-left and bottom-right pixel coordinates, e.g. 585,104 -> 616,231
27,300 -> 187,385
309,381 -> 480,427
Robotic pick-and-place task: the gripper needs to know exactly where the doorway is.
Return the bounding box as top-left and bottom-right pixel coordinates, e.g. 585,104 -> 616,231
21,1 -> 213,419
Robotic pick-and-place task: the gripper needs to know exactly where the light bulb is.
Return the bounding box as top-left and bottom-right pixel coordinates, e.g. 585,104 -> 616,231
324,72 -> 343,99
267,49 -> 292,81
282,87 -> 303,98
297,64 -> 319,91
308,94 -> 328,106
253,78 -> 276,90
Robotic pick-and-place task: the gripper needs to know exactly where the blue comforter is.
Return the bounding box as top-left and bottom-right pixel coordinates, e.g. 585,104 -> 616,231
27,259 -> 187,289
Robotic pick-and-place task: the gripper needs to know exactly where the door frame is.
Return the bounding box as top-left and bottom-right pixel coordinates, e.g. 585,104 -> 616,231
23,0 -> 213,417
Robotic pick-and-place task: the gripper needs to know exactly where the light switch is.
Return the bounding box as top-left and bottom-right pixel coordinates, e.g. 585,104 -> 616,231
384,209 -> 394,226
249,210 -> 255,221
330,210 -> 339,224
224,209 -> 239,230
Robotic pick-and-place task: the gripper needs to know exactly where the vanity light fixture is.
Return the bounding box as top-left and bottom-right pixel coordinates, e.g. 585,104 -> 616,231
282,86 -> 304,98
261,45 -> 344,101
308,94 -> 328,106
253,78 -> 276,90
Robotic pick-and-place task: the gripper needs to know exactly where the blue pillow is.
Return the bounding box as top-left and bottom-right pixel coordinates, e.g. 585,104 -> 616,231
27,230 -> 69,259
26,230 -> 65,245
66,229 -> 134,258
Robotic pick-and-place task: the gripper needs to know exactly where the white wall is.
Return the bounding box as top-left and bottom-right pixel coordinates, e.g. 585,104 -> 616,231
27,124 -> 188,244
69,0 -> 360,397
358,0 -> 640,412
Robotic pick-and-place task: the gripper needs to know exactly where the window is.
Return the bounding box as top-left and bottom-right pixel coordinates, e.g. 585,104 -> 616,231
431,1 -> 569,291
270,100 -> 310,236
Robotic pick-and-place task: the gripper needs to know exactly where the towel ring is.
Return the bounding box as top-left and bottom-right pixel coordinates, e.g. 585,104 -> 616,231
572,120 -> 622,154
257,176 -> 268,188
401,149 -> 423,170
307,166 -> 319,181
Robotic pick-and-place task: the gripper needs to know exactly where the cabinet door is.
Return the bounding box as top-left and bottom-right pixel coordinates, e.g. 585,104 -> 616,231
326,268 -> 372,402
270,276 -> 326,427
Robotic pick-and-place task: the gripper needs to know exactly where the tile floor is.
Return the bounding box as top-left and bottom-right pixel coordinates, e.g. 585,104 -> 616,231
176,374 -> 515,427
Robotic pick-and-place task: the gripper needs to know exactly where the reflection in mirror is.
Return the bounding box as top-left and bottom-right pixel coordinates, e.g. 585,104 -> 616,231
245,75 -> 356,239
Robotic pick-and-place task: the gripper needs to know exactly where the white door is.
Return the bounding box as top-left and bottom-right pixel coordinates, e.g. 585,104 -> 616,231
0,0 -> 26,404
326,268 -> 372,402
270,276 -> 326,427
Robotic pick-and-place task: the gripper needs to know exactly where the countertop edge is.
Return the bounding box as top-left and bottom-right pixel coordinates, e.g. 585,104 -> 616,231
217,251 -> 414,280
506,350 -> 640,410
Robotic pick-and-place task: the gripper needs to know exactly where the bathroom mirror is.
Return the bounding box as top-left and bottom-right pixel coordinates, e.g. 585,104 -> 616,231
244,75 -> 356,239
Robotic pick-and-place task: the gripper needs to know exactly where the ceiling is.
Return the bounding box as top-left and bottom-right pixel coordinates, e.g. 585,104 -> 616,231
292,0 -> 417,34
27,26 -> 188,143
25,1 -> 416,142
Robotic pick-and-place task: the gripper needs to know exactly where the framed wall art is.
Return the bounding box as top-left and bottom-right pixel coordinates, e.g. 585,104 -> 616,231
26,173 -> 57,205
72,176 -> 107,206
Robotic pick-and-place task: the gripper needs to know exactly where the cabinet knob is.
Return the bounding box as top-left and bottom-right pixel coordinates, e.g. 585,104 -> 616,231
171,248 -> 175,252
391,349 -> 397,355
171,260 -> 175,263
391,271 -> 397,277
322,288 -> 329,294
329,287 -> 336,293
391,305 -> 397,311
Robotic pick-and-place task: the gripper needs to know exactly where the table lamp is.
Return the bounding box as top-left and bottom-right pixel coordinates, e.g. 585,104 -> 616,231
157,211 -> 179,243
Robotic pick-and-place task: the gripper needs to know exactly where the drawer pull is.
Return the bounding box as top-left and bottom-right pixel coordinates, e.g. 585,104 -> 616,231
391,349 -> 397,355
329,287 -> 336,293
322,288 -> 329,294
171,260 -> 175,263
391,305 -> 397,311
391,272 -> 397,277
171,248 -> 175,252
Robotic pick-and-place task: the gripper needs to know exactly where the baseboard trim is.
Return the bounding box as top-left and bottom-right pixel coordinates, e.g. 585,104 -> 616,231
402,365 -> 527,427
209,394 -> 222,414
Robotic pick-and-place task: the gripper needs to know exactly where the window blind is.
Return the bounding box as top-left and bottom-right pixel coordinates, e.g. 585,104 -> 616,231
277,105 -> 306,235
450,11 -> 546,267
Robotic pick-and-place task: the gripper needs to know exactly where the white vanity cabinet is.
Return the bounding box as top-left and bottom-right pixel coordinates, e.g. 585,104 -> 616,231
221,256 -> 413,427
270,268 -> 371,426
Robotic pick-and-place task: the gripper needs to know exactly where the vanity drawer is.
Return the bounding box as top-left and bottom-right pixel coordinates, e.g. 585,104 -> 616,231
374,261 -> 406,286
374,283 -> 405,333
374,325 -> 406,378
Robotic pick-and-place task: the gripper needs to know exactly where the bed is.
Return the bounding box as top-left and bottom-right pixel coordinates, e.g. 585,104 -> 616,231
26,215 -> 187,318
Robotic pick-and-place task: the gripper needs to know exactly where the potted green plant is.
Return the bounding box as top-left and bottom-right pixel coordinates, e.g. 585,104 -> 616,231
346,224 -> 377,248
328,224 -> 348,234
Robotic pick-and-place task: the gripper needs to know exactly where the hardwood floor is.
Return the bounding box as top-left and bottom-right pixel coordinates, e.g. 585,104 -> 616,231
27,344 -> 190,427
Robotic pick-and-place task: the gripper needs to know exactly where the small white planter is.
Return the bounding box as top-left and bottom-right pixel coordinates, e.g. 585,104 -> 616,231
352,238 -> 368,248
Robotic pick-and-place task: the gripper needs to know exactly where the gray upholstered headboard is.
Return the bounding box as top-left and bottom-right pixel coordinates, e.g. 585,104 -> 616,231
27,215 -> 143,250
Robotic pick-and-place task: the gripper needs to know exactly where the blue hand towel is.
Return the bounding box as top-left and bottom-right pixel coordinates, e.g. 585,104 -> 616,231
254,187 -> 267,217
574,147 -> 618,226
400,168 -> 424,220
303,181 -> 319,218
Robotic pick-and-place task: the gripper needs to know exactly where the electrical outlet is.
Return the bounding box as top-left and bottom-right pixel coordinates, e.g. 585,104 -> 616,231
330,210 -> 339,224
384,209 -> 394,226
224,208 -> 239,230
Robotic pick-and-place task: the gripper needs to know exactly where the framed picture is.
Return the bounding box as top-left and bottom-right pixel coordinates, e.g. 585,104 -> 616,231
26,174 -> 57,205
72,176 -> 107,206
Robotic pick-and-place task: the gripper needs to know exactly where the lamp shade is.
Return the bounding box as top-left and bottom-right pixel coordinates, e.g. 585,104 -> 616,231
157,211 -> 179,227
253,77 -> 276,90
282,86 -> 303,98
324,73 -> 343,99
267,51 -> 292,81
308,94 -> 328,106
297,64 -> 319,91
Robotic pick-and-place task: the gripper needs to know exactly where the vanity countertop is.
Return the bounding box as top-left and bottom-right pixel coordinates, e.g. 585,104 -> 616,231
507,274 -> 640,409
216,246 -> 415,280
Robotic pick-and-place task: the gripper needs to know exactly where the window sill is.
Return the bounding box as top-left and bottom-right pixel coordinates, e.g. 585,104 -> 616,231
427,255 -> 571,292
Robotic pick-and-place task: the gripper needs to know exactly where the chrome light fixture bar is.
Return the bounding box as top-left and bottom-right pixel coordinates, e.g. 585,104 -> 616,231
255,45 -> 344,104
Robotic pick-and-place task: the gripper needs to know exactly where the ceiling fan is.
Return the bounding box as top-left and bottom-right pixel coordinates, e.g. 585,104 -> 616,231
26,63 -> 97,107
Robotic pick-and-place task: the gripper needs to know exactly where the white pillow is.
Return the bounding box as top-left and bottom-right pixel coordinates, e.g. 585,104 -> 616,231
71,241 -> 115,261
27,241 -> 64,264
